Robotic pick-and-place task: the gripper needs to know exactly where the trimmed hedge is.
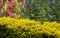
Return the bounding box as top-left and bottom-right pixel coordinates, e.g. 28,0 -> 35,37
0,17 -> 60,38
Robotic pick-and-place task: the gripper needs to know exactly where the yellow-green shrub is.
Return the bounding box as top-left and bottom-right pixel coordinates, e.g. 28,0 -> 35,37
0,17 -> 60,38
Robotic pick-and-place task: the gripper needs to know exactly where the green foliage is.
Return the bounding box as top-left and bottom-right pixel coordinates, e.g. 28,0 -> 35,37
24,0 -> 60,22
0,17 -> 60,38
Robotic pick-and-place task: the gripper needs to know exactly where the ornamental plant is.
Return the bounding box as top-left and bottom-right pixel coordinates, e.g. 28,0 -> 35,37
24,0 -> 60,22
0,17 -> 60,38
0,0 -> 25,18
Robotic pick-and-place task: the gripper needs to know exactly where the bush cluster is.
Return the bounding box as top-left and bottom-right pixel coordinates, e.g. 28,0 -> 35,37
0,17 -> 60,38
24,0 -> 60,22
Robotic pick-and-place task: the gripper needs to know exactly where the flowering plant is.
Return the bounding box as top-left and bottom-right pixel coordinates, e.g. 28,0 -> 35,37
0,0 -> 25,18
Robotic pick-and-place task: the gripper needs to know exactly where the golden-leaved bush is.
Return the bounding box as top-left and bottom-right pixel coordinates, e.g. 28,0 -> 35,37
0,17 -> 60,38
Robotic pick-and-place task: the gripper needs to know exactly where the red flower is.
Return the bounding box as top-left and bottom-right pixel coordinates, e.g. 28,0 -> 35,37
0,10 -> 3,13
18,0 -> 24,3
7,0 -> 16,11
10,0 -> 16,7
7,5 -> 15,17
8,11 -> 15,17
11,0 -> 14,1
11,2 -> 16,6
0,10 -> 3,17
3,0 -> 8,3
0,1 -> 3,7
7,6 -> 12,12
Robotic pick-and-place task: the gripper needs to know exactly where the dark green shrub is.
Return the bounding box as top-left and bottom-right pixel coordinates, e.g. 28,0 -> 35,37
24,0 -> 60,22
